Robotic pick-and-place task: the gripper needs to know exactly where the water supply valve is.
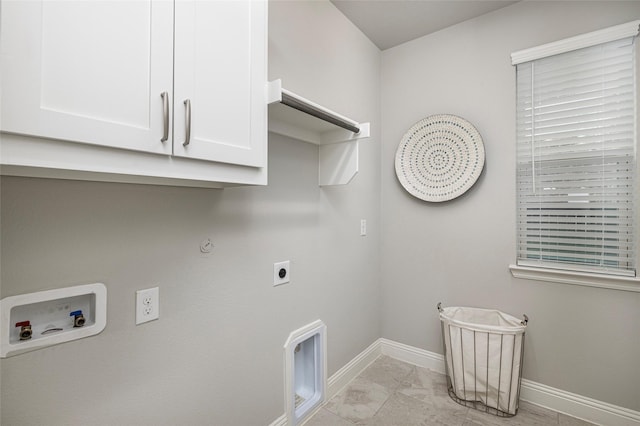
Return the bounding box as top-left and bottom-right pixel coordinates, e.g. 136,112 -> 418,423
70,310 -> 85,328
15,321 -> 32,340
1,282 -> 107,358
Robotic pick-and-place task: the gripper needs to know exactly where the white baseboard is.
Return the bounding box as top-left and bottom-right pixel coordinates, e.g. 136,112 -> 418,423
519,379 -> 640,426
327,339 -> 383,398
379,339 -> 640,426
268,414 -> 287,426
378,338 -> 446,374
269,338 -> 640,426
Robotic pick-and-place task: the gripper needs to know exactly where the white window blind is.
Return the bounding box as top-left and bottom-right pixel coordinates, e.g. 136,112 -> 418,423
515,35 -> 638,276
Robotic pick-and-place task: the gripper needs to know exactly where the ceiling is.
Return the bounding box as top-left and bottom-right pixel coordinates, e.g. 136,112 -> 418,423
330,0 -> 518,50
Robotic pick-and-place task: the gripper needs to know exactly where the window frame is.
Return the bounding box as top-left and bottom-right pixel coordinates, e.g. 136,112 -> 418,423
510,21 -> 640,292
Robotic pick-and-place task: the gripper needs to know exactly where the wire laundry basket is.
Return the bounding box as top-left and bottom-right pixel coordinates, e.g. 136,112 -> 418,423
438,302 -> 528,417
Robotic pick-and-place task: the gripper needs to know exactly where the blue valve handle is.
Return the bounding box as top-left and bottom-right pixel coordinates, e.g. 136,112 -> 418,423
70,310 -> 83,317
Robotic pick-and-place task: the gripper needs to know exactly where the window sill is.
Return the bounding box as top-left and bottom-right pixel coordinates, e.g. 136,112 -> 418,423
509,264 -> 640,293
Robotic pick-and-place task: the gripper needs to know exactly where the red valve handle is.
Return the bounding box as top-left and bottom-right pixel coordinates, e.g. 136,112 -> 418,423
15,321 -> 31,327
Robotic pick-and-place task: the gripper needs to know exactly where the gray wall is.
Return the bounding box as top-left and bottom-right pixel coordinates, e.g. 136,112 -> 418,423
3,0 -> 640,424
0,2 -> 381,425
380,1 -> 640,411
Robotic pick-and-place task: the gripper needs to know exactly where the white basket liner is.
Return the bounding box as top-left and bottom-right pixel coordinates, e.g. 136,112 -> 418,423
440,306 -> 526,415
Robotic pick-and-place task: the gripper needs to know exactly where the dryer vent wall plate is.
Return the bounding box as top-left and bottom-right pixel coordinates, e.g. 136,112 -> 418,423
0,283 -> 107,358
284,320 -> 327,426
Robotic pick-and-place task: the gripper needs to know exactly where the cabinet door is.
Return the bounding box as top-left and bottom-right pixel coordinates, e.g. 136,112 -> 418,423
173,0 -> 267,167
0,1 -> 174,155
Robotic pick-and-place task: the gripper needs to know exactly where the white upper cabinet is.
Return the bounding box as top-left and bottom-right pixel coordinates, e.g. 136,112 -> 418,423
0,0 -> 268,186
173,1 -> 266,167
1,0 -> 174,155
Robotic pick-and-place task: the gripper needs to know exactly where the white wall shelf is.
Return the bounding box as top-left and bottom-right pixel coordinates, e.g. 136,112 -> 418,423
267,79 -> 370,186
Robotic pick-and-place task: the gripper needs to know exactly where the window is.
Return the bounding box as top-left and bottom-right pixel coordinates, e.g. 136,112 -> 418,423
512,22 -> 639,278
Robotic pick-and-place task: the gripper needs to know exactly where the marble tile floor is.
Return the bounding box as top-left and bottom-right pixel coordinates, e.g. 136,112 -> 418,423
304,356 -> 596,426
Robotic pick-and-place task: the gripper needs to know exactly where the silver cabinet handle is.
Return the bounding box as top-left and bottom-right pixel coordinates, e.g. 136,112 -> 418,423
183,99 -> 191,147
160,92 -> 169,142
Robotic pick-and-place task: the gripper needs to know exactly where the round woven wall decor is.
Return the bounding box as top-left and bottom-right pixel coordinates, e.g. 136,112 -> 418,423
395,114 -> 485,202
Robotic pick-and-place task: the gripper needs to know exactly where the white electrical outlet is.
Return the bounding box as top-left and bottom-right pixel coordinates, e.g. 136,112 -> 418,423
135,287 -> 159,325
274,261 -> 290,286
